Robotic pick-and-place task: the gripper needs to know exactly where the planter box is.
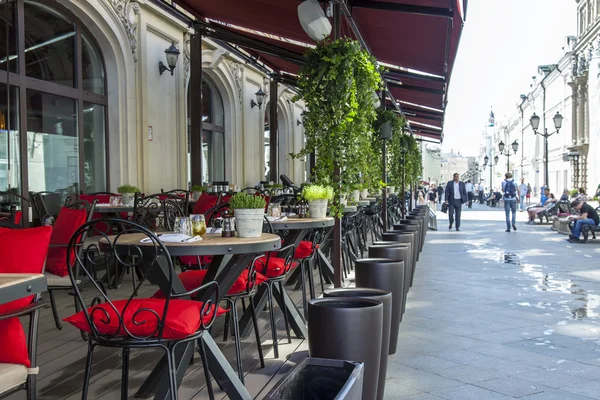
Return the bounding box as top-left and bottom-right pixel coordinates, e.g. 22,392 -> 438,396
263,358 -> 364,400
234,208 -> 264,238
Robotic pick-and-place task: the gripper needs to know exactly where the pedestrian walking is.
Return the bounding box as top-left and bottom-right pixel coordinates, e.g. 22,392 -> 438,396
465,180 -> 474,208
437,184 -> 444,204
518,178 -> 527,211
477,181 -> 484,204
428,184 -> 438,210
568,199 -> 600,243
444,173 -> 468,231
502,172 -> 518,232
526,183 -> 532,205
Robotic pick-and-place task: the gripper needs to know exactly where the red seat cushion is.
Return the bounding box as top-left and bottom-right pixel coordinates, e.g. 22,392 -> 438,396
45,207 -> 88,277
179,255 -> 213,267
63,298 -> 226,339
294,241 -> 316,259
192,193 -> 219,215
14,210 -> 22,225
0,318 -> 30,367
153,269 -> 266,298
0,226 -> 52,314
254,256 -> 299,279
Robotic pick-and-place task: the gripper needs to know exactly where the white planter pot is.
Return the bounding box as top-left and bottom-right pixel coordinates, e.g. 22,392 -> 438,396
360,189 -> 369,199
387,186 -> 395,194
308,199 -> 328,218
234,208 -> 265,238
120,193 -> 135,206
351,190 -> 361,202
340,194 -> 348,206
193,191 -> 202,201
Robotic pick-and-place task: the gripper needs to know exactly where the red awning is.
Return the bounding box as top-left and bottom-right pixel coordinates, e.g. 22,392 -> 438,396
175,0 -> 466,140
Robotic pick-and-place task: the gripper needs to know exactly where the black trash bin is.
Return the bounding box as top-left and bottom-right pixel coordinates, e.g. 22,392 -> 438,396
263,357 -> 364,400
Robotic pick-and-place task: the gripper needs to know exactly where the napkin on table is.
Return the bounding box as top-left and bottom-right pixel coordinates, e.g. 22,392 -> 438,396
140,234 -> 202,243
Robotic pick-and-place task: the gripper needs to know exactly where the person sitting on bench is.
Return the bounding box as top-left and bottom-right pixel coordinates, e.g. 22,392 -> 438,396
526,193 -> 556,224
568,199 -> 600,243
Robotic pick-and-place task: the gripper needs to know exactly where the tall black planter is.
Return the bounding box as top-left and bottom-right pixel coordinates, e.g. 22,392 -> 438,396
324,288 -> 392,400
390,224 -> 421,260
308,298 -> 383,400
379,232 -> 418,287
406,214 -> 426,249
395,220 -> 423,253
368,244 -> 411,314
354,258 -> 405,355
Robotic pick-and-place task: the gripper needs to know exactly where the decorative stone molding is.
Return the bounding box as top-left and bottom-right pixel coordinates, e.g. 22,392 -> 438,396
183,32 -> 191,85
224,59 -> 243,106
108,0 -> 141,63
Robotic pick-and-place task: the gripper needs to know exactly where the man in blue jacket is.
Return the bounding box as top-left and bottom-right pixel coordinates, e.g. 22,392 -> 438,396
501,173 -> 518,232
444,173 -> 468,231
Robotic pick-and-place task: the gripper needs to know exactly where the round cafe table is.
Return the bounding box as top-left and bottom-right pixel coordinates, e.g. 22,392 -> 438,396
102,232 -> 280,400
94,204 -> 134,213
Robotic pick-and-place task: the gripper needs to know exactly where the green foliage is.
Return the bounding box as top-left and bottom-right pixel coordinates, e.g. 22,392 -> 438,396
117,184 -> 141,194
301,185 -> 334,201
570,189 -> 579,197
388,133 -> 422,189
229,192 -> 266,209
292,38 -> 383,217
191,185 -> 207,193
264,183 -> 284,189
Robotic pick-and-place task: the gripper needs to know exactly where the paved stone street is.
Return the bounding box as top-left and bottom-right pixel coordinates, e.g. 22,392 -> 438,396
385,203 -> 600,399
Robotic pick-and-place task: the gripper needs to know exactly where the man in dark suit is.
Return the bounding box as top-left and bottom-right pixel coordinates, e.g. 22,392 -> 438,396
444,173 -> 468,231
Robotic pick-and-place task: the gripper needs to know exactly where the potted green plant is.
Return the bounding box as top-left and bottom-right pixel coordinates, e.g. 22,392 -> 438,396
570,188 -> 579,198
265,183 -> 284,196
191,184 -> 207,201
229,192 -> 266,238
302,185 -> 333,218
117,184 -> 141,206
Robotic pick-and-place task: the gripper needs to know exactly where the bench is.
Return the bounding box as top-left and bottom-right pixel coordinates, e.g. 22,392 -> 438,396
552,216 -> 572,235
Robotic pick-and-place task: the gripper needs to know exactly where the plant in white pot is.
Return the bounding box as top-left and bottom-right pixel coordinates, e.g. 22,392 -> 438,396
191,184 -> 207,201
302,185 -> 333,218
360,186 -> 370,200
117,184 -> 140,206
229,192 -> 266,238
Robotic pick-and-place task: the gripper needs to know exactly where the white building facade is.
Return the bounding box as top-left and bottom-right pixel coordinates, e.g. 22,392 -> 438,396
0,0 -> 308,198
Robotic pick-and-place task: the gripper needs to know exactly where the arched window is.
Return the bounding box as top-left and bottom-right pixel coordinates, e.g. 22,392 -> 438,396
187,75 -> 225,184
0,0 -> 108,202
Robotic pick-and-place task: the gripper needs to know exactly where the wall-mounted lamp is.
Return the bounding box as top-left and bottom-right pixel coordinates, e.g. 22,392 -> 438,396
158,42 -> 180,76
251,88 -> 266,109
297,119 -> 302,126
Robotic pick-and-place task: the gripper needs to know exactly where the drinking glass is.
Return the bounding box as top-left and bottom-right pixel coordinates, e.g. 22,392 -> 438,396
173,217 -> 182,234
191,214 -> 207,237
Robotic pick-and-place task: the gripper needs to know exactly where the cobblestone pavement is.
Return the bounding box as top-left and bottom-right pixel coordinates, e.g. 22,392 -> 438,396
385,203 -> 600,399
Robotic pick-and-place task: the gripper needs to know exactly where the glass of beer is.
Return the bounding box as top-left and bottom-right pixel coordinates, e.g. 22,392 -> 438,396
191,214 -> 207,237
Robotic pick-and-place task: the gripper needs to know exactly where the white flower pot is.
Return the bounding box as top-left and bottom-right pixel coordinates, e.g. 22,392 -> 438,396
234,208 -> 265,238
351,190 -> 360,202
193,191 -> 202,201
340,194 -> 348,206
387,186 -> 395,194
360,189 -> 369,199
308,199 -> 328,218
120,193 -> 135,206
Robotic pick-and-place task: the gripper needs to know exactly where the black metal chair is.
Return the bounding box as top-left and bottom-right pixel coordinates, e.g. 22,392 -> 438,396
132,193 -> 189,232
0,221 -> 51,400
63,218 -> 219,400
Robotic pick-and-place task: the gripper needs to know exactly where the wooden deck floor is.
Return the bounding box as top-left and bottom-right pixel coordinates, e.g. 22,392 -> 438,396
6,268 -> 328,400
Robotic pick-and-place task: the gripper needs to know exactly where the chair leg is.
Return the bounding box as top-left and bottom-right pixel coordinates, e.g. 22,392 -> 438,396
249,298 -> 265,368
307,258 -> 316,300
48,290 -> 62,330
278,281 -> 292,344
316,257 -> 325,295
197,338 -> 215,400
229,298 -> 244,383
299,262 -> 308,320
81,343 -> 95,400
166,345 -> 179,400
266,283 -> 279,358
121,348 -> 130,400
222,310 -> 230,342
72,293 -> 89,341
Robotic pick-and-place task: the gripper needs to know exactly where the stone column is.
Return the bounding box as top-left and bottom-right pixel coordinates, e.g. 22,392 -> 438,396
570,82 -> 579,146
583,81 -> 589,144
581,154 -> 588,191
579,82 -> 586,145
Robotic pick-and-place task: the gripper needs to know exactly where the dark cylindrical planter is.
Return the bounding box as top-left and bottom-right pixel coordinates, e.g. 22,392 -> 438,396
354,258 -> 404,355
368,244 -> 411,315
406,214 -> 426,251
396,219 -> 423,253
378,232 -> 418,287
324,288 -> 392,400
308,298 -> 383,400
390,224 -> 421,261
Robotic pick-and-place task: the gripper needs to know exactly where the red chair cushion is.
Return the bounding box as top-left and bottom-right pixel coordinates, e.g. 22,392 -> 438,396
45,207 -> 88,277
0,226 -> 52,314
14,210 -> 22,225
153,269 -> 266,298
295,241 -> 316,259
179,255 -> 213,267
0,318 -> 30,367
63,298 -> 226,340
192,193 -> 219,215
254,257 -> 299,279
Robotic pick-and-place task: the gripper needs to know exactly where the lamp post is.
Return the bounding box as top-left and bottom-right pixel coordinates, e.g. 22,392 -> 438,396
401,148 -> 407,219
497,140 -> 519,172
483,154 -> 499,191
530,111 -> 563,188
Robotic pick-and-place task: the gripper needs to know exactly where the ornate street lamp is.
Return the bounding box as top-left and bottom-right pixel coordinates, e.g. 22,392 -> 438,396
530,111 -> 562,188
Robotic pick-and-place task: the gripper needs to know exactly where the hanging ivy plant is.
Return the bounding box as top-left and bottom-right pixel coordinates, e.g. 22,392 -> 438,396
292,38 -> 383,217
388,132 -> 422,190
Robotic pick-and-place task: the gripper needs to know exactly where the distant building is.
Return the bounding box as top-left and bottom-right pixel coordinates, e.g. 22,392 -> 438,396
440,150 -> 470,184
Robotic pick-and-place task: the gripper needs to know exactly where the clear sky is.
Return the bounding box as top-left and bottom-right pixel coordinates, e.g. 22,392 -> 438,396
441,0 -> 578,156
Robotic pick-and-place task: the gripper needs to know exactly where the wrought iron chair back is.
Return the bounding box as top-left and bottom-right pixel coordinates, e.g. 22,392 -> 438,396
132,192 -> 188,231
66,218 -> 219,342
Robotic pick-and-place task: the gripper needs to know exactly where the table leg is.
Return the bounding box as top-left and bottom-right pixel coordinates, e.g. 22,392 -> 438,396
203,334 -> 252,400
272,283 -> 307,339
316,248 -> 334,282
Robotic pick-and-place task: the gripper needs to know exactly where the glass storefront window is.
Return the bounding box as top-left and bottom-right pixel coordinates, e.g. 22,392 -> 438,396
83,103 -> 106,193
27,90 -> 78,193
24,1 -> 76,88
82,32 -> 105,95
0,86 -> 20,193
0,1 -> 18,73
